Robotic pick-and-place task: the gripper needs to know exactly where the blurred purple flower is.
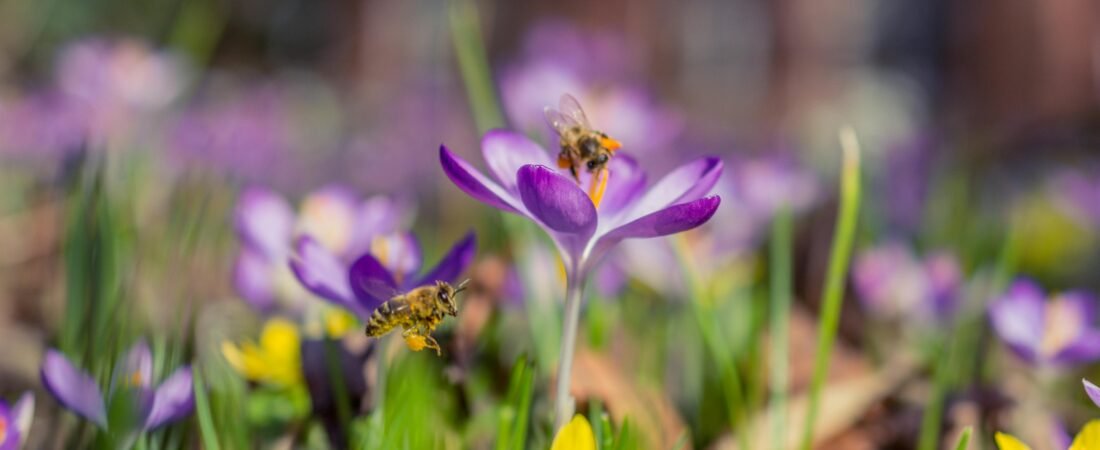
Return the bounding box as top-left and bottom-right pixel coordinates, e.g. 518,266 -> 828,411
853,242 -> 962,322
988,279 -> 1100,367
440,129 -> 720,281
499,21 -> 682,159
0,91 -> 88,161
40,342 -> 193,431
0,392 -> 34,450
0,38 -> 184,162
233,186 -> 412,314
291,231 -> 476,319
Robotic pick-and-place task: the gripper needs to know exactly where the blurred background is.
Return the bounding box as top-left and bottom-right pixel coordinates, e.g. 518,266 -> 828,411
2,0 -> 1100,449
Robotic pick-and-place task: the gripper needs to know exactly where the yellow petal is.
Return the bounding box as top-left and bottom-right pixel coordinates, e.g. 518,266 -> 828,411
995,432 -> 1033,450
551,415 -> 596,450
1070,420 -> 1100,450
324,309 -> 357,337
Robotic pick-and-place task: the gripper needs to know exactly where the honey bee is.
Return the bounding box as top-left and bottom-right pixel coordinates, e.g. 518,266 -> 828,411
544,94 -> 622,182
365,279 -> 470,355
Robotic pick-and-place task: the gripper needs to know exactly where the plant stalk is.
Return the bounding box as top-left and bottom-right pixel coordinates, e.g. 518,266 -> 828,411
554,272 -> 586,430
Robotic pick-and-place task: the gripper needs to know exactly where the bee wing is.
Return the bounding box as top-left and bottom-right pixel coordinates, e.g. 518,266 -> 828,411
544,106 -> 580,136
543,93 -> 590,135
557,93 -> 591,129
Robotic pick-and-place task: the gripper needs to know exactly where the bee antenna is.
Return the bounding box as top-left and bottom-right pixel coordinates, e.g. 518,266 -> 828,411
455,279 -> 471,293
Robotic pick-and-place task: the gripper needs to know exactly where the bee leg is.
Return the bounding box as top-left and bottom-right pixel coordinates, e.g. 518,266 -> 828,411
569,164 -> 579,183
425,335 -> 442,356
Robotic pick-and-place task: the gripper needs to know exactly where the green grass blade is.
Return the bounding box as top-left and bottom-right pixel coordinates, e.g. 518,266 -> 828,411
448,0 -> 505,133
768,207 -> 793,450
508,358 -> 536,450
952,427 -> 972,450
799,128 -> 862,450
192,370 -> 222,450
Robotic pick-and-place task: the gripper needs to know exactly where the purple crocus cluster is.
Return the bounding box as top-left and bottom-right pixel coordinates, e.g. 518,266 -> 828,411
989,279 -> 1100,367
233,185 -> 414,316
41,343 -> 193,434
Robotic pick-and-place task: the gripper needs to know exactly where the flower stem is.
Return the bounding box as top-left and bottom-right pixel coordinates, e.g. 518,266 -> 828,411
799,128 -> 861,450
554,272 -> 586,429
768,207 -> 793,450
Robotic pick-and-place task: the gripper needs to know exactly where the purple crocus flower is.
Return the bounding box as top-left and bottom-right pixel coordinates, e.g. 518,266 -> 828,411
988,279 -> 1100,367
290,231 -> 477,320
440,129 -> 720,426
40,343 -> 193,432
440,130 -> 721,279
233,185 -> 412,314
0,392 -> 34,450
853,242 -> 962,322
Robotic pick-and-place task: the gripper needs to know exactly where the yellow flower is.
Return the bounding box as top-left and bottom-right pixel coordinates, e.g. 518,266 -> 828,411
551,415 -> 596,450
995,432 -> 1032,450
221,318 -> 302,387
1071,420 -> 1100,450
996,420 -> 1100,450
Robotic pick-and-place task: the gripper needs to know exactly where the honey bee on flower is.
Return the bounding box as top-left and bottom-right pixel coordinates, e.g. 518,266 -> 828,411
544,94 -> 622,202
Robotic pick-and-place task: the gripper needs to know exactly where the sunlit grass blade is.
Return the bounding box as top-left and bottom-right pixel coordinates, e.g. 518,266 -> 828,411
768,207 -> 793,450
953,427 -> 972,450
799,127 -> 862,450
508,357 -> 536,450
192,369 -> 222,450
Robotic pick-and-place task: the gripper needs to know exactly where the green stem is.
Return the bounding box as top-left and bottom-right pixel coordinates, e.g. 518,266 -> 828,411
192,369 -> 222,450
448,0 -> 505,133
553,272 -> 586,429
768,208 -> 793,450
799,128 -> 862,450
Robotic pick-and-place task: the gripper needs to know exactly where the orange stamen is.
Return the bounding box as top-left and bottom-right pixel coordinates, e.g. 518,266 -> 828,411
129,370 -> 143,386
600,137 -> 622,152
588,169 -> 610,208
0,416 -> 8,443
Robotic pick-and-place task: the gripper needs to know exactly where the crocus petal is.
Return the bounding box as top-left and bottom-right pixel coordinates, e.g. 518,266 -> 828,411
411,232 -> 477,288
41,350 -> 107,427
440,145 -> 523,213
297,186 -> 359,254
12,392 -> 34,446
597,154 -> 647,217
0,403 -> 18,450
622,157 -> 722,223
1084,379 -> 1100,408
517,165 -> 598,265
1053,330 -> 1100,365
350,195 -> 411,254
1059,291 -> 1098,325
234,186 -> 295,259
144,367 -> 194,430
587,196 -> 720,273
371,232 -> 423,283
603,196 -> 721,240
115,341 -> 153,390
348,253 -> 399,313
989,280 -> 1047,363
482,129 -> 553,190
233,249 -> 276,312
290,236 -> 359,314
551,415 -> 596,450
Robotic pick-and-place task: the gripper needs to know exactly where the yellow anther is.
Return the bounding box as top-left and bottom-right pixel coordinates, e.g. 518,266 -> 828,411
371,237 -> 390,267
129,370 -> 143,387
588,169 -> 609,209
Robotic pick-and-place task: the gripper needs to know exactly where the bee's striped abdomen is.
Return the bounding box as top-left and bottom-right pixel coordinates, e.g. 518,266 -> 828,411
365,300 -> 402,337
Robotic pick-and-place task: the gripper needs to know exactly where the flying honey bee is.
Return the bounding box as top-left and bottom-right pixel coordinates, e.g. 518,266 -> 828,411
544,94 -> 623,182
365,279 -> 470,355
